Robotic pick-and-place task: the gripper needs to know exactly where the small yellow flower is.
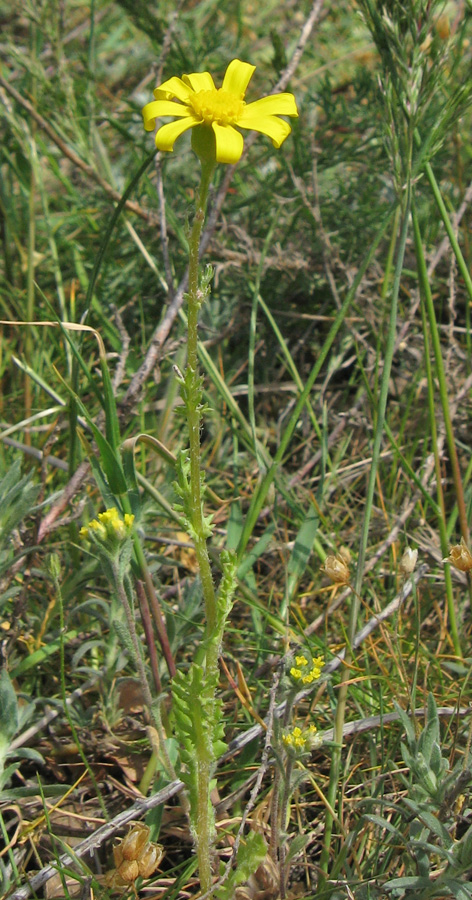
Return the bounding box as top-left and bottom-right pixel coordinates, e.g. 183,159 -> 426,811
282,723 -> 319,755
443,538 -> 472,572
142,58 -> 298,164
290,667 -> 302,680
289,652 -> 324,686
80,508 -> 134,544
88,518 -> 107,540
98,507 -> 121,526
295,655 -> 308,667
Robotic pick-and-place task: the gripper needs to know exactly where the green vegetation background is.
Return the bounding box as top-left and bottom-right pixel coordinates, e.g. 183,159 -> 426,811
1,1 -> 472,898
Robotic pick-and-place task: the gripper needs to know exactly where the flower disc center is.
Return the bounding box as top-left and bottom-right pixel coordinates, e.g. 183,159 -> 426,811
190,89 -> 245,125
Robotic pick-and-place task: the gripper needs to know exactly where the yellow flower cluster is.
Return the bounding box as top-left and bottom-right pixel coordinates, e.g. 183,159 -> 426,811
289,654 -> 324,686
282,724 -> 317,753
79,507 -> 135,542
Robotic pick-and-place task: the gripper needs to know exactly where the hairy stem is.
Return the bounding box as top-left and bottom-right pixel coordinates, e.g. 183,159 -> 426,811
182,160 -> 218,895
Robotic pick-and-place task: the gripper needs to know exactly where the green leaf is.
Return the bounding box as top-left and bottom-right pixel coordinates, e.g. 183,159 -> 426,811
286,831 -> 312,865
237,524 -> 275,581
394,701 -> 416,746
418,693 -> 440,765
0,668 -> 18,745
286,504 -> 319,600
121,433 -> 177,518
215,832 -> 267,900
10,631 -> 79,678
384,876 -> 434,891
77,429 -> 117,510
53,367 -> 127,495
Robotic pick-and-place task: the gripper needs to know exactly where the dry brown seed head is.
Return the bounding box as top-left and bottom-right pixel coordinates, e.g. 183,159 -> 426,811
443,537 -> 472,572
117,859 -> 140,883
137,842 -> 164,877
337,546 -> 351,565
121,822 -> 150,860
112,844 -> 124,868
321,555 -> 350,584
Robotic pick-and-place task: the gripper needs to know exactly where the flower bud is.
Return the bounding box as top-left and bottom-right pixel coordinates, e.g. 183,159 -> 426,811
400,547 -> 418,575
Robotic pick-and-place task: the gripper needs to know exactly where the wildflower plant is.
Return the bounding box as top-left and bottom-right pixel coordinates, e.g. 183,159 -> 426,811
141,59 -> 298,895
2,4 -> 472,900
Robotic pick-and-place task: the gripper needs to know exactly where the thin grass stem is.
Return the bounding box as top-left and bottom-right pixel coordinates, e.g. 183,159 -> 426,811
411,198 -> 463,657
318,187 -> 411,890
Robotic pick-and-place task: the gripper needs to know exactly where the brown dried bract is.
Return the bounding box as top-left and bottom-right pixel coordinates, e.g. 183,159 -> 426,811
105,821 -> 164,892
443,538 -> 472,572
321,554 -> 350,585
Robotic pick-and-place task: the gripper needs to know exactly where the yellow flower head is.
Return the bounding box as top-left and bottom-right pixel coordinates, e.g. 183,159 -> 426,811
142,58 -> 298,165
80,508 -> 134,545
289,652 -> 325,687
282,723 -> 319,755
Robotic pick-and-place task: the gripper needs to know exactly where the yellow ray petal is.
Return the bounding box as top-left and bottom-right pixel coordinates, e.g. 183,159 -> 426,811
212,123 -> 244,164
142,99 -> 193,131
240,93 -> 299,120
183,71 -> 216,92
153,76 -> 193,103
238,115 -> 292,147
155,117 -> 199,152
221,59 -> 256,99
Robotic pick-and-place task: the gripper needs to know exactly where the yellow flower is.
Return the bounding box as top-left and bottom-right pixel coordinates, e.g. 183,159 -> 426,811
289,667 -> 302,680
282,723 -> 320,755
142,58 -> 298,165
289,653 -> 324,686
88,519 -> 107,540
295,655 -> 308,667
79,508 -> 134,544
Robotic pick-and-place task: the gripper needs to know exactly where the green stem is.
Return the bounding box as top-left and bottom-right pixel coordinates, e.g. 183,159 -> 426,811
279,754 -> 294,899
411,198 -> 463,657
186,161 -> 217,634
194,715 -> 214,895
318,185 -> 411,889
411,191 -> 469,550
110,562 -> 154,712
52,557 -> 109,820
182,160 -> 218,895
416,131 -> 472,305
110,561 -> 176,782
